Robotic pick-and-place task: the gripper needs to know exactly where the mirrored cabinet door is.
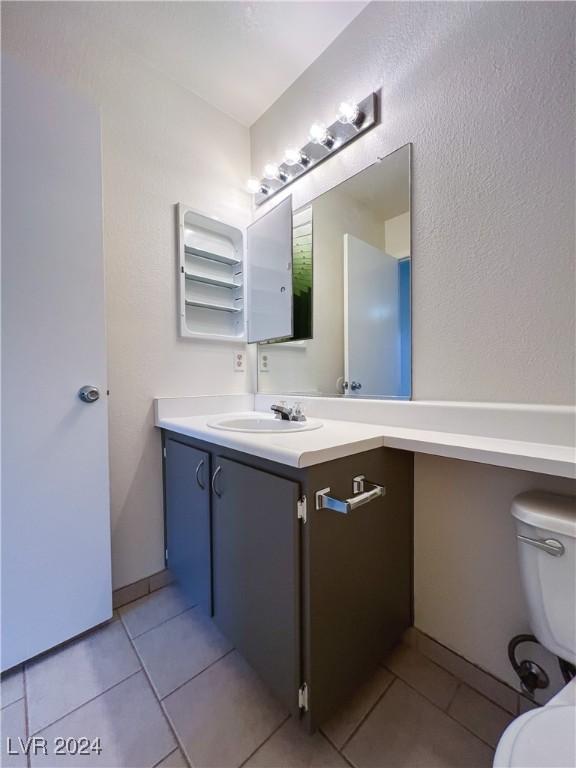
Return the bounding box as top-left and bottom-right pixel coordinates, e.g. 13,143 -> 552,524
247,196 -> 293,343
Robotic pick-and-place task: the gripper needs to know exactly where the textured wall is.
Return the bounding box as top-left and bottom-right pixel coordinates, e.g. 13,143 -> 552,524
2,2 -> 252,589
251,1 -> 575,404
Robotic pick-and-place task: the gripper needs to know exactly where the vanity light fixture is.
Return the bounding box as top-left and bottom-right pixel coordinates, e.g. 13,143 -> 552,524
247,90 -> 379,206
308,122 -> 335,149
283,148 -> 310,167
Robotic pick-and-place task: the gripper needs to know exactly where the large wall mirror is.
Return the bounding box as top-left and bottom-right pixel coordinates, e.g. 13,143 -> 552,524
257,143 -> 411,399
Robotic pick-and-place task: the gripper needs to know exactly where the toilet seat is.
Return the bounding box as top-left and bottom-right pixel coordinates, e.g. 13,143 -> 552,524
493,705 -> 575,768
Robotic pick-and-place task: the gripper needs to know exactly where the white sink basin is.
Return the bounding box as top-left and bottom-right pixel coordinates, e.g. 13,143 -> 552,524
207,414 -> 322,433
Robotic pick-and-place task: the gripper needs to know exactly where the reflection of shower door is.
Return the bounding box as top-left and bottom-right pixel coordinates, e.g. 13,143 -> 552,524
343,234 -> 400,397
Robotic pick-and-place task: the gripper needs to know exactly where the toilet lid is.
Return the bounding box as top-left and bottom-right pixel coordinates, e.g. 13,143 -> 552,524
494,705 -> 575,768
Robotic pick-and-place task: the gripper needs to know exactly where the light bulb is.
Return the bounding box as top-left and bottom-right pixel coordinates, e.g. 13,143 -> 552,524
263,163 -> 280,180
337,100 -> 361,125
284,148 -> 310,167
246,178 -> 269,195
263,162 -> 289,183
309,122 -> 334,148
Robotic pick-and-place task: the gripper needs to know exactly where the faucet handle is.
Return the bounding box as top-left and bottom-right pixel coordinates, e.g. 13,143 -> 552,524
292,401 -> 306,422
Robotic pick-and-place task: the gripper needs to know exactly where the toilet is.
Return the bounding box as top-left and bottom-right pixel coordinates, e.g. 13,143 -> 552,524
494,491 -> 576,768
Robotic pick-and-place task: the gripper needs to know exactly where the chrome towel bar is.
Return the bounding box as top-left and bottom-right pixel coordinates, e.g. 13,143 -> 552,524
315,475 -> 385,515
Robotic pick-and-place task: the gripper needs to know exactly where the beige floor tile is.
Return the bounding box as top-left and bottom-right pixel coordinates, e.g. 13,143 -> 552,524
154,748 -> 188,767
344,680 -> 493,768
322,667 -> 394,749
1,667 -> 24,708
120,585 -> 194,639
416,633 -> 518,714
402,627 -> 420,649
384,643 -> 459,710
30,672 -> 176,767
163,650 -> 287,768
133,607 -> 233,698
26,619 -> 141,734
245,717 -> 348,767
448,685 -> 514,748
1,700 -> 27,767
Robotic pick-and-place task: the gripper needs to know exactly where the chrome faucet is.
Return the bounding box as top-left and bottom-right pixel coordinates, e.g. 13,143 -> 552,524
270,401 -> 306,422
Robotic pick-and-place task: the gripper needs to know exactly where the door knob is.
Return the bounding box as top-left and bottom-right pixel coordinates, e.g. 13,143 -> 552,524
78,385 -> 100,404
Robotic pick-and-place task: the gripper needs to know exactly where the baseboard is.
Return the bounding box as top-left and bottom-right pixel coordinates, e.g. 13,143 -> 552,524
112,569 -> 174,610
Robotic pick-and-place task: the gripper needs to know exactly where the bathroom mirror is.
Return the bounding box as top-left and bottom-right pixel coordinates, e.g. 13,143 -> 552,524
257,143 -> 411,399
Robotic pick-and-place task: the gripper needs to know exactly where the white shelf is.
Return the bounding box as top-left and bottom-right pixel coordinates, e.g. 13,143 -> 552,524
185,272 -> 242,290
185,299 -> 243,313
178,204 -> 246,341
185,245 -> 241,266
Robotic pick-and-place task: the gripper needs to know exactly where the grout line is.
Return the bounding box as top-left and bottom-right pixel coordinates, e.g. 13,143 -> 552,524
413,630 -> 519,713
445,680 -> 461,712
28,669 -> 142,737
331,674 -> 398,754
336,746 -> 358,768
122,603 -> 198,641
238,714 -> 291,767
159,648 -> 236,701
1,695 -> 25,711
22,666 -> 30,768
152,747 -> 180,768
121,617 -> 193,768
385,675 -> 499,751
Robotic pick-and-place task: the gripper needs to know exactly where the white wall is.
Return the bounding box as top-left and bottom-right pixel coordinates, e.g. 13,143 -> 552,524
2,2 -> 252,589
251,1 -> 576,691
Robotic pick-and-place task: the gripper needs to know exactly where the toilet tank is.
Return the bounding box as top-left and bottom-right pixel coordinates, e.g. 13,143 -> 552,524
511,491 -> 576,665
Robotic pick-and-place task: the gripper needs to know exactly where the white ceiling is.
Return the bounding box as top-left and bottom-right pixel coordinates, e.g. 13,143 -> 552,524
85,1 -> 368,126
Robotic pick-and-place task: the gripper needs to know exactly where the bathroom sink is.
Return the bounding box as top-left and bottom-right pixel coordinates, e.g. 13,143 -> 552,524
207,414 -> 322,433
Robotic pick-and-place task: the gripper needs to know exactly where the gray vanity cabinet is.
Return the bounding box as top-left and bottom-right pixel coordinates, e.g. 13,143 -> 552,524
162,430 -> 413,732
211,456 -> 302,715
164,438 -> 212,614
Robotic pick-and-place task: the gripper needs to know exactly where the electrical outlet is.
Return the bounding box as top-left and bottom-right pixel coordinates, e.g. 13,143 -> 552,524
259,353 -> 269,373
233,351 -> 245,372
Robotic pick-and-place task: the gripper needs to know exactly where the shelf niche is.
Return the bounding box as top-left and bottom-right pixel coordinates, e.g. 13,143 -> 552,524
177,205 -> 245,341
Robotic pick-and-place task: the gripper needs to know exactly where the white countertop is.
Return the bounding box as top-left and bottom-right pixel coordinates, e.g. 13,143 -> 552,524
156,408 -> 575,477
157,412 -> 385,467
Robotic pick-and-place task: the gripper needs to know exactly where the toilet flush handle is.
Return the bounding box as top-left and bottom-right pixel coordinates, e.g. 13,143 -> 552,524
517,535 -> 565,557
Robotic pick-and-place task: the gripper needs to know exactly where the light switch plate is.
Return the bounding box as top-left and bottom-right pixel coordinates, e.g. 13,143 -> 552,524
233,351 -> 245,372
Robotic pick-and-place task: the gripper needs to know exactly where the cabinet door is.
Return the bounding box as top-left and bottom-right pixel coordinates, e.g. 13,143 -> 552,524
165,439 -> 211,614
212,456 -> 301,713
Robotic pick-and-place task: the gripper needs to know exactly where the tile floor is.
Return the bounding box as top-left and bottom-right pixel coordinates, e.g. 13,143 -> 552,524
1,584 -> 519,768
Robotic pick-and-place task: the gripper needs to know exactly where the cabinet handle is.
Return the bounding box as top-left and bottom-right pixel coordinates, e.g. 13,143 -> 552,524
211,466 -> 222,497
195,459 -> 206,490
